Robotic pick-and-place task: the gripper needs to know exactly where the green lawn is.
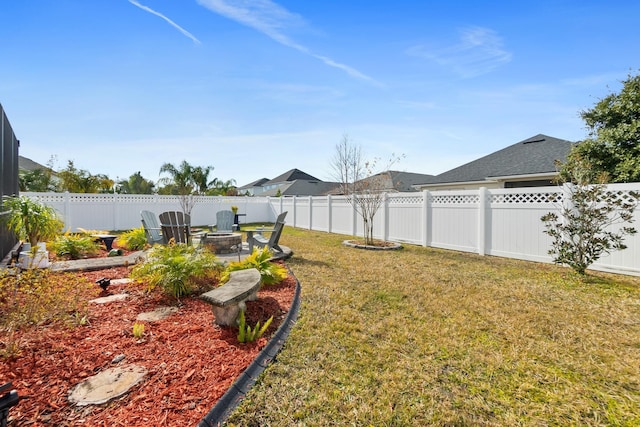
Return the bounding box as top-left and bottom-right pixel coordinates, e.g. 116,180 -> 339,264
227,227 -> 640,426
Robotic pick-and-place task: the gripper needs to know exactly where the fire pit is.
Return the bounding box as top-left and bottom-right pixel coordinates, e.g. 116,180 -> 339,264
201,233 -> 242,254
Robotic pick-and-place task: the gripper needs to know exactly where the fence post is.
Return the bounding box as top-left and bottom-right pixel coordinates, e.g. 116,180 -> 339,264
327,195 -> 332,233
422,190 -> 430,247
352,198 -> 357,237
308,196 -> 313,230
64,192 -> 71,230
292,196 -> 297,228
112,193 -> 118,231
477,187 -> 487,256
382,193 -> 389,242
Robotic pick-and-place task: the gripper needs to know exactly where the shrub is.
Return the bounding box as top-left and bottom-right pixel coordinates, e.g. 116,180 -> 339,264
541,157 -> 639,275
2,195 -> 63,246
117,227 -> 148,251
0,269 -> 93,358
131,242 -> 222,300
221,247 -> 288,285
50,231 -> 101,259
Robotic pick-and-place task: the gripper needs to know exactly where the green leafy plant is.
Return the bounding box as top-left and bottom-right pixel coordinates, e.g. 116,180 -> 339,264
117,227 -> 148,250
1,195 -> 63,247
221,247 -> 288,285
541,157 -> 639,275
131,242 -> 222,300
237,309 -> 273,343
50,231 -> 101,259
132,322 -> 145,339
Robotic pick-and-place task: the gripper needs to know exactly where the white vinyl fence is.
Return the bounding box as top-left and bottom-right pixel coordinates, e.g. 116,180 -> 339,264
22,193 -> 279,232
24,183 -> 640,276
268,184 -> 640,276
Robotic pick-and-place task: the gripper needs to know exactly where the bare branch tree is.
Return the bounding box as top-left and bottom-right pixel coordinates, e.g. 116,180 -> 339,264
331,134 -> 403,245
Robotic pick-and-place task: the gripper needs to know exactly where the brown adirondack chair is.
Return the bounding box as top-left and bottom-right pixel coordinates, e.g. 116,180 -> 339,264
159,211 -> 191,244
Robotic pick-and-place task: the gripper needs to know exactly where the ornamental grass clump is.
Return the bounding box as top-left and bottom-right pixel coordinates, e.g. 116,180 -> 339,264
221,247 -> 287,285
131,242 -> 222,300
237,309 -> 273,343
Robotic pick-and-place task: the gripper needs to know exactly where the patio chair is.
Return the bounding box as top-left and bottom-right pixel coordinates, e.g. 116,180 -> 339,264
140,210 -> 164,245
159,211 -> 191,244
247,211 -> 287,253
213,210 -> 235,233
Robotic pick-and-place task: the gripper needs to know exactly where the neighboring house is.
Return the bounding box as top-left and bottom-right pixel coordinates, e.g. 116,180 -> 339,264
413,134 -> 574,191
240,168 -> 341,197
353,170 -> 435,193
237,177 -> 269,196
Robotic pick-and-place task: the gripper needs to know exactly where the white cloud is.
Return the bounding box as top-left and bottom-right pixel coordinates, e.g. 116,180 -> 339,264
196,0 -> 380,85
128,0 -> 201,44
407,26 -> 511,78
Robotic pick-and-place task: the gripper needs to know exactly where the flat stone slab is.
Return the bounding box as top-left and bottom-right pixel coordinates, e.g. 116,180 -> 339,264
111,278 -> 133,285
68,365 -> 147,406
90,294 -> 129,304
136,306 -> 179,322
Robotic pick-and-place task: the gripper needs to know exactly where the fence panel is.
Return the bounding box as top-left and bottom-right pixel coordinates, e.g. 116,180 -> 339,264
487,187 -> 561,263
310,196 -> 330,232
388,193 -> 424,244
429,191 -> 479,253
329,197 -> 353,235
591,184 -> 640,275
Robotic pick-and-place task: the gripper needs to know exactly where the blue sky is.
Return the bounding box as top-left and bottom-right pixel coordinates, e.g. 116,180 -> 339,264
2,1 -> 639,188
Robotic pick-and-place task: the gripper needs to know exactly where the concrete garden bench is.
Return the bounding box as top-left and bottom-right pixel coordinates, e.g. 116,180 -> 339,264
200,268 -> 261,326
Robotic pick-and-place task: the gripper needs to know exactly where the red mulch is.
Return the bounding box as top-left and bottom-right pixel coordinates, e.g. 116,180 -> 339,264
0,254 -> 297,426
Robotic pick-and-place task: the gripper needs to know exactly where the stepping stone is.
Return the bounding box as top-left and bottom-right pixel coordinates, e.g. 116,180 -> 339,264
90,294 -> 129,304
111,278 -> 133,285
136,306 -> 179,322
68,365 -> 147,406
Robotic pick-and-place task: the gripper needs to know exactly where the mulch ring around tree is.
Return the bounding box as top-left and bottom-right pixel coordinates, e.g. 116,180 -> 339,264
342,239 -> 403,250
0,265 -> 297,426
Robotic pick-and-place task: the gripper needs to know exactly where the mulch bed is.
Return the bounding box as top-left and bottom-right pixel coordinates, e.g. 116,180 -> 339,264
1,250 -> 297,426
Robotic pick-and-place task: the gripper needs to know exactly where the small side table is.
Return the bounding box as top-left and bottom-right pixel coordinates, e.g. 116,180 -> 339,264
93,234 -> 117,251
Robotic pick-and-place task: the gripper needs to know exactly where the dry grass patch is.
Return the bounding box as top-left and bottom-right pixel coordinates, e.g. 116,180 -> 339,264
227,228 -> 640,426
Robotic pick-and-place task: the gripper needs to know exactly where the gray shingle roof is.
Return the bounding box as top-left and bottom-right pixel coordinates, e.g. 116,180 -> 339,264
417,134 -> 574,185
265,169 -> 320,185
238,177 -> 269,190
259,180 -> 341,197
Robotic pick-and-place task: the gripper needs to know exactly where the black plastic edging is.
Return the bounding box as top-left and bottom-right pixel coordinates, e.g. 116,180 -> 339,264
198,271 -> 302,427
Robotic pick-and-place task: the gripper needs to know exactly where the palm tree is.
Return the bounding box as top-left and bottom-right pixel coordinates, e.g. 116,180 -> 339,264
158,160 -> 215,217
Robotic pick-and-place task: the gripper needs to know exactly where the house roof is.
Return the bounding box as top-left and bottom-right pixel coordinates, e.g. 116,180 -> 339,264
265,168 -> 320,185
18,155 -> 48,172
238,177 -> 269,190
259,180 -> 341,197
416,134 -> 574,186
382,171 -> 435,191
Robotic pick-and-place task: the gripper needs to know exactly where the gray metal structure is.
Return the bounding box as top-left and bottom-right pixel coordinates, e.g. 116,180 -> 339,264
0,103 -> 20,262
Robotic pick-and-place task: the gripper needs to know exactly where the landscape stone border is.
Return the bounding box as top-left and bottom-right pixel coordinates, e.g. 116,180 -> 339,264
198,267 -> 301,427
